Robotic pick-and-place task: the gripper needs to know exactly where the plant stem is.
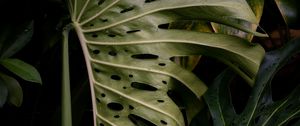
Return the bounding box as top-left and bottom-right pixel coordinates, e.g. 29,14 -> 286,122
62,24 -> 73,126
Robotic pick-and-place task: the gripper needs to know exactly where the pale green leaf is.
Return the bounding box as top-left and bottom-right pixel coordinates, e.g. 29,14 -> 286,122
68,0 -> 266,126
0,58 -> 42,84
212,0 -> 265,42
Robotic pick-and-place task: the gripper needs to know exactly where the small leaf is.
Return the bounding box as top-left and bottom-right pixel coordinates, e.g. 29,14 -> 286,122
0,78 -> 8,107
0,58 -> 42,84
0,73 -> 23,107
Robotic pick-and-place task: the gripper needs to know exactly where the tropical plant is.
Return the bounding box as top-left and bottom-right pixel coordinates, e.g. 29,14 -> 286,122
65,0 -> 267,126
1,0 -> 300,126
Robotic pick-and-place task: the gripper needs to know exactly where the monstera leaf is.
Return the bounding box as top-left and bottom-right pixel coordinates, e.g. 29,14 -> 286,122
204,38 -> 300,126
68,0 -> 265,125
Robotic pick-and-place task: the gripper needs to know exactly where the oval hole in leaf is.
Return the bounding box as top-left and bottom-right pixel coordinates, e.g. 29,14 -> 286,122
157,100 -> 164,103
111,75 -> 121,80
145,0 -> 156,3
129,105 -> 134,110
94,68 -> 100,73
131,54 -> 159,60
99,123 -> 104,126
158,23 -> 170,29
158,63 -> 166,66
96,98 -> 101,103
107,102 -> 124,111
131,82 -> 157,91
92,34 -> 98,38
92,50 -> 100,54
108,51 -> 117,56
126,30 -> 141,34
108,34 -> 116,37
120,7 -> 134,13
160,120 -> 168,125
128,114 -> 157,126
100,19 -> 108,22
114,115 -> 120,118
97,0 -> 105,5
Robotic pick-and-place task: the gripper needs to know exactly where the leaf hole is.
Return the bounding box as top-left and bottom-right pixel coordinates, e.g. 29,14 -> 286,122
92,34 -> 98,38
107,102 -> 124,111
158,63 -> 166,66
97,0 -> 105,5
129,74 -> 133,78
128,114 -> 157,126
126,30 -> 141,34
158,23 -> 170,29
131,82 -> 158,91
162,80 -> 167,84
111,75 -> 121,80
90,24 -> 94,26
100,19 -> 108,22
120,7 -> 134,13
145,0 -> 156,3
129,105 -> 134,110
94,68 -> 100,73
157,100 -> 164,103
92,50 -> 100,54
101,93 -> 106,97
123,86 -> 127,89
99,123 -> 104,126
96,98 -> 101,103
114,115 -> 120,118
108,34 -> 116,37
108,51 -> 117,56
131,54 -> 159,60
160,120 -> 167,125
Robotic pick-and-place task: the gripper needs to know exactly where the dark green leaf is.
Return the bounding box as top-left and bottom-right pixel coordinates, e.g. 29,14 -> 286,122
204,69 -> 237,126
0,20 -> 33,59
0,73 -> 23,107
0,58 -> 42,84
235,38 -> 300,125
275,0 -> 300,29
0,78 -> 8,107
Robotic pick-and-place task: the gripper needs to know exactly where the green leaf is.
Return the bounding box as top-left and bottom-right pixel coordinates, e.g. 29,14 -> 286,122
0,73 -> 23,107
212,0 -> 265,42
0,20 -> 34,59
69,0 -> 266,125
0,58 -> 42,84
234,38 -> 300,125
203,69 -> 237,126
0,78 -> 8,107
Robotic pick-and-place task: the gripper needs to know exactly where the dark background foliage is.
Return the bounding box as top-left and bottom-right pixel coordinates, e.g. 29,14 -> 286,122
0,0 -> 299,126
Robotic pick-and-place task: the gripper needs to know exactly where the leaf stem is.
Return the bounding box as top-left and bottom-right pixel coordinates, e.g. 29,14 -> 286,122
62,24 -> 73,126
